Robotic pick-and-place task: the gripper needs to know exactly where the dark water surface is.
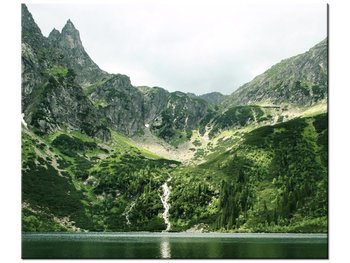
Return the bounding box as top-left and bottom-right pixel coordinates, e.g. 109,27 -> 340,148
22,232 -> 328,259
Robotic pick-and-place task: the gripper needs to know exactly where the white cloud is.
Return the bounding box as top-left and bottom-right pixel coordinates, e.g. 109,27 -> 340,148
27,1 -> 327,95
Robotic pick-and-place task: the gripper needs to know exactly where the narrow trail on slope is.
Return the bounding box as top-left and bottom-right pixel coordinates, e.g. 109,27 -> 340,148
160,175 -> 172,232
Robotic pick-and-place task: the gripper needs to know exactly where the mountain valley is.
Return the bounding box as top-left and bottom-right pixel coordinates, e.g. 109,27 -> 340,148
21,4 -> 328,233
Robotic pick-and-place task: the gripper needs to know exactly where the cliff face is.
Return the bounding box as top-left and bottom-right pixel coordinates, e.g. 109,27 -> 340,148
25,71 -> 111,141
89,78 -> 210,139
224,38 -> 328,107
21,5 -> 110,140
22,4 -> 212,142
90,74 -> 146,136
50,19 -> 108,87
21,4 -> 49,110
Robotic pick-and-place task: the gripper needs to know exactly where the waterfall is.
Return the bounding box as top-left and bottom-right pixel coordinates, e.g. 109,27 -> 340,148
124,201 -> 136,225
21,113 -> 28,129
160,177 -> 171,232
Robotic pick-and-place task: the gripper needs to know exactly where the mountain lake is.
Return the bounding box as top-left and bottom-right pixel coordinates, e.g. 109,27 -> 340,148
22,232 -> 328,259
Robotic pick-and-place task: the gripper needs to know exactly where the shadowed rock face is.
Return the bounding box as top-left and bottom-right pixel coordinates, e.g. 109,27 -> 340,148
21,4 -> 110,141
24,73 -> 111,141
90,74 -> 146,136
89,77 -> 210,137
21,4 -> 49,110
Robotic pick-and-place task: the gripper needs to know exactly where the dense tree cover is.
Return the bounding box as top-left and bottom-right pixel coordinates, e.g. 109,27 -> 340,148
22,113 -> 327,233
169,167 -> 222,231
209,105 -> 270,138
87,153 -> 177,231
218,115 -> 328,231
22,129 -> 179,232
22,132 -> 94,231
167,113 -> 327,232
51,134 -> 99,156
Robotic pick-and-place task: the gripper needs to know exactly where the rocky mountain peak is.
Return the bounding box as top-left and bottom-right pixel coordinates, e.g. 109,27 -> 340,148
60,19 -> 83,49
44,18 -> 108,86
21,4 -> 39,31
21,4 -> 46,51
62,19 -> 77,32
48,28 -> 61,42
66,19 -> 74,27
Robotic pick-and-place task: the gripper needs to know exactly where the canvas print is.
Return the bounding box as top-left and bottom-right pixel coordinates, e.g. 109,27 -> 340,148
21,1 -> 328,259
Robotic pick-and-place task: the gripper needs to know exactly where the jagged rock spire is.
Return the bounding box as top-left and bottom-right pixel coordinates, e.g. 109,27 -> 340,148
48,28 -> 61,42
21,4 -> 46,50
60,19 -> 83,49
63,19 -> 76,31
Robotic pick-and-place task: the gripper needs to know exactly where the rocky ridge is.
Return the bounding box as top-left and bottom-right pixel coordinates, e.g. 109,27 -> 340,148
223,38 -> 328,107
199,92 -> 226,105
21,4 -> 210,142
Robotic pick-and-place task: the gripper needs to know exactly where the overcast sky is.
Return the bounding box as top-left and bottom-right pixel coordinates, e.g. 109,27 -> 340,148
27,1 -> 327,95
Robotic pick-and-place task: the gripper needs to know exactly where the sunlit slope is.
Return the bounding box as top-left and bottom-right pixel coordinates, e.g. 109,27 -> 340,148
168,113 -> 327,232
22,127 -> 179,232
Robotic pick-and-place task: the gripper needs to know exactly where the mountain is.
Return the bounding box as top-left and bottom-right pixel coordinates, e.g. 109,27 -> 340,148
22,110 -> 328,233
47,19 -> 107,87
21,4 -> 327,234
199,92 -> 225,105
224,38 -> 328,107
21,4 -> 49,110
21,4 -> 210,143
88,77 -> 210,142
21,5 -> 110,141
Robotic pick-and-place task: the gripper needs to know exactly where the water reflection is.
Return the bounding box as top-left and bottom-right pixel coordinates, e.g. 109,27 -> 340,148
22,233 -> 328,259
160,237 -> 171,259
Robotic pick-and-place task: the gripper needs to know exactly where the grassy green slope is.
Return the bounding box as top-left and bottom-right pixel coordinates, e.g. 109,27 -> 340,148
22,130 -> 93,231
22,128 -> 179,232
22,113 -> 327,233
168,113 -> 328,232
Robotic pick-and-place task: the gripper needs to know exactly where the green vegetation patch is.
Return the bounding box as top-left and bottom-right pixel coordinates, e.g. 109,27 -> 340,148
209,105 -> 265,138
84,76 -> 113,96
51,134 -> 98,157
22,149 -> 93,230
168,113 -> 328,233
47,65 -> 68,80
22,111 -> 327,233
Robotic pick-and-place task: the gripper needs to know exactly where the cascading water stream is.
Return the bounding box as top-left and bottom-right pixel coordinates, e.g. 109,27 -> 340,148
124,201 -> 136,225
160,177 -> 171,232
